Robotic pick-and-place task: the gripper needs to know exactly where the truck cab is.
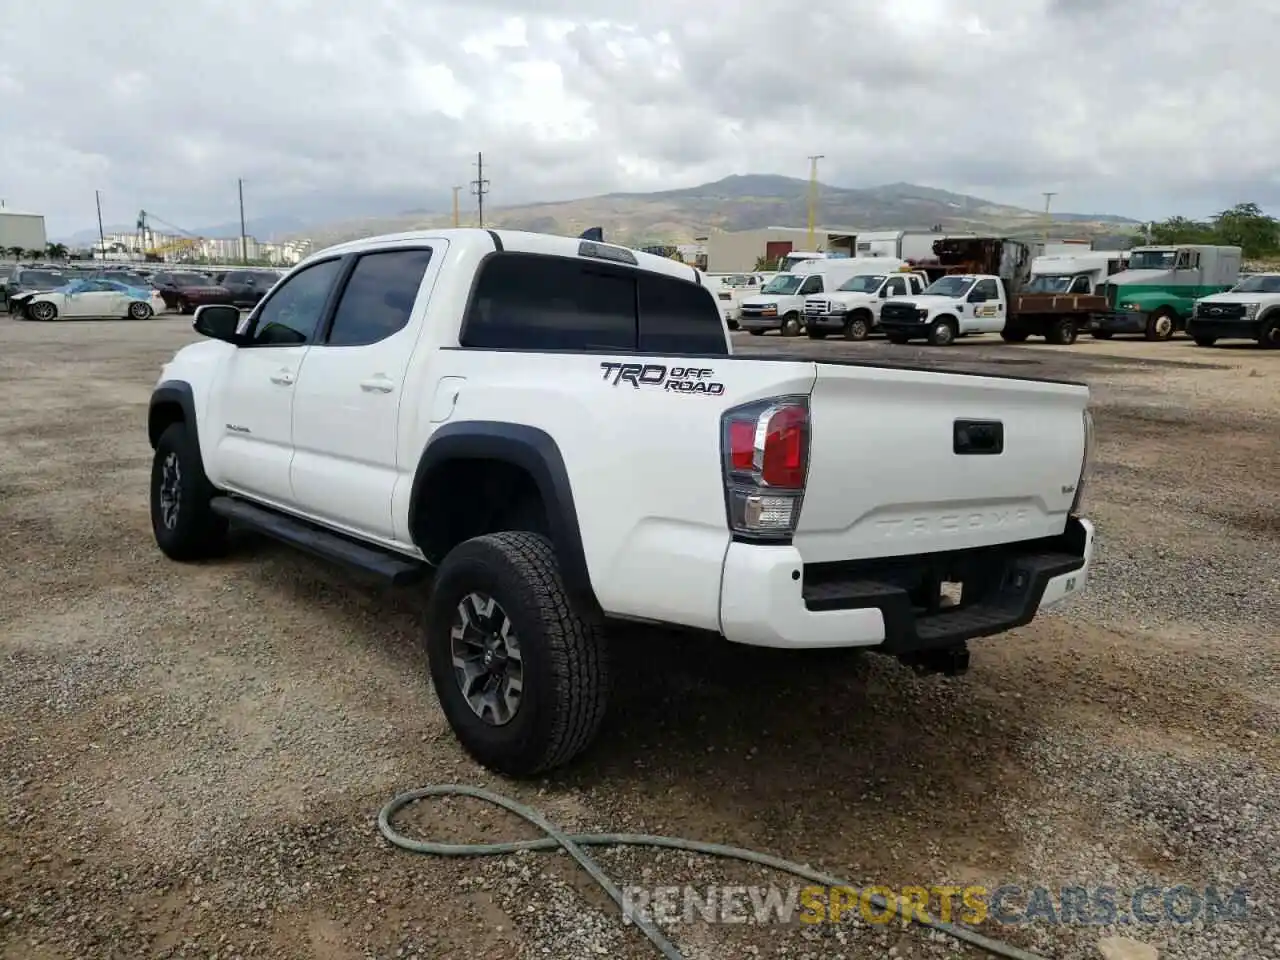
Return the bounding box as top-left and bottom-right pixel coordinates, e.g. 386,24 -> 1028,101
877,273 -> 1007,346
1186,272 -> 1280,349
802,268 -> 929,340
739,258 -> 898,337
1027,251 -> 1129,295
1091,244 -> 1241,341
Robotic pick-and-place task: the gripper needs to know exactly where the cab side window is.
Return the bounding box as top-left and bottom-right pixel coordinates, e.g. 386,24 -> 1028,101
324,248 -> 433,347
799,275 -> 822,295
1069,275 -> 1091,294
974,278 -> 1000,300
246,258 -> 343,346
883,277 -> 907,296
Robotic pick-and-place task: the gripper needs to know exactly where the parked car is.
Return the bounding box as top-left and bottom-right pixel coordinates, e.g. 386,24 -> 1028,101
12,277 -> 167,321
146,227 -> 1096,777
152,271 -> 233,313
214,269 -> 283,308
4,267 -> 69,312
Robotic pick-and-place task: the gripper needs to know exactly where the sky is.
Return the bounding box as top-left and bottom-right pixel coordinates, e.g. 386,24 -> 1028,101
3,0 -> 1278,239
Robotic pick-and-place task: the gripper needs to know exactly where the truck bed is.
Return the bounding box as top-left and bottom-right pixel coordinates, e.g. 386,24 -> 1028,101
1011,292 -> 1107,315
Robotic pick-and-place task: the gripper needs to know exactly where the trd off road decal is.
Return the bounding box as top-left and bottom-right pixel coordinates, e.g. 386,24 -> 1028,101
599,362 -> 725,395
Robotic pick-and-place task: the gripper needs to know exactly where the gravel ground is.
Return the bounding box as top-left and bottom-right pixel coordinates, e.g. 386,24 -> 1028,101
1,317 -> 1276,960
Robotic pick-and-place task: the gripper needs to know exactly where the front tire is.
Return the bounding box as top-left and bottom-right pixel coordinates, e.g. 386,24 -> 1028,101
28,300 -> 57,321
843,312 -> 871,341
424,531 -> 611,778
128,301 -> 154,320
1259,316 -> 1280,349
780,313 -> 801,337
150,422 -> 228,561
927,317 -> 958,346
1145,308 -> 1176,341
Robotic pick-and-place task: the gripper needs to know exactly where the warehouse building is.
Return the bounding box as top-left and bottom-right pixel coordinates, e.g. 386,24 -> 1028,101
0,209 -> 48,254
704,225 -> 859,272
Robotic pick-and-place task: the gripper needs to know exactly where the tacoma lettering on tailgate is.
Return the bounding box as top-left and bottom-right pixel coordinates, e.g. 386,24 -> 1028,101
874,508 -> 1030,539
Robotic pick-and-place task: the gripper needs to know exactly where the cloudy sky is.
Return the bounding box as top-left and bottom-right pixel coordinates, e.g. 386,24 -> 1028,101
3,0 -> 1277,239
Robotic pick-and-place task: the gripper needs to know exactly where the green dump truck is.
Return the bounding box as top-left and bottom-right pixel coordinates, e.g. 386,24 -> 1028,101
1090,244 -> 1242,341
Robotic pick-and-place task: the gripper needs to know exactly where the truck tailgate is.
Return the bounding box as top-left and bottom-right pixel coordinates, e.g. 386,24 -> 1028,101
794,363 -> 1088,562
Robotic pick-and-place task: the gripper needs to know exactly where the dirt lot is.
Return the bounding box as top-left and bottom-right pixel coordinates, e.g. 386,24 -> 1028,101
1,318 -> 1276,960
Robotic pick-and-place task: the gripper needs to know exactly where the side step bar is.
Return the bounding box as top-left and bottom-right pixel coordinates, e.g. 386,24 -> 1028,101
210,496 -> 428,586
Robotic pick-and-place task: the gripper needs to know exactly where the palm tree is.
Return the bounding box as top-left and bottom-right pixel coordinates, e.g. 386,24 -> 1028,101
5,246 -> 24,259
45,242 -> 68,260
24,249 -> 44,260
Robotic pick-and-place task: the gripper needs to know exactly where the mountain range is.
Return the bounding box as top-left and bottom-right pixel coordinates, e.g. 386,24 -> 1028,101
58,175 -> 1141,248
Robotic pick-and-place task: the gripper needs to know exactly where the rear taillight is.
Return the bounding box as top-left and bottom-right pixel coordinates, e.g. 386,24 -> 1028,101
1071,408 -> 1094,515
720,396 -> 810,540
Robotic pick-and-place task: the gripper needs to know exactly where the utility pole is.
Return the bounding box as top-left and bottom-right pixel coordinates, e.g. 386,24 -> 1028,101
806,155 -> 824,250
1042,191 -> 1057,241
238,179 -> 248,264
95,190 -> 106,260
470,152 -> 489,228
452,185 -> 462,227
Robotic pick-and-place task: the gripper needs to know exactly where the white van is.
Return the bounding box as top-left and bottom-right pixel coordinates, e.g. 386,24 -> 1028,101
739,258 -> 907,336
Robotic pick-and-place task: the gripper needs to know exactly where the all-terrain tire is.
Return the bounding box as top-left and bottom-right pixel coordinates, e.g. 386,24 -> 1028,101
424,531 -> 611,778
150,422 -> 229,561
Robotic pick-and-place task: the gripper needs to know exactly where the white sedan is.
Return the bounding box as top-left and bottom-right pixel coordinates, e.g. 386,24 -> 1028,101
16,278 -> 167,321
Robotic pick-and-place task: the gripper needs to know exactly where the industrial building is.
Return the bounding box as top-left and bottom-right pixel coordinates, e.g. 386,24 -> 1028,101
0,209 -> 48,254
704,225 -> 858,272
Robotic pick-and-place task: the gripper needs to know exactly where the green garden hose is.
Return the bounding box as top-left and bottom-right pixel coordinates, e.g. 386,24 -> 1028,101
378,783 -> 1049,960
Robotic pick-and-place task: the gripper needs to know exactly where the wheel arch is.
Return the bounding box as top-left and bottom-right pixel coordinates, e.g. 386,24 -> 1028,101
148,380 -> 197,449
409,421 -> 601,616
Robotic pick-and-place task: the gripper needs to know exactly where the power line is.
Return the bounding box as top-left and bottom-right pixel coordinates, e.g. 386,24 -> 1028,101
470,152 -> 490,228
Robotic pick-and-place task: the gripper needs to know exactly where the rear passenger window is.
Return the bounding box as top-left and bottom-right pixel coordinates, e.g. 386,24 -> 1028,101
462,254 -> 635,351
325,248 -> 432,347
638,274 -> 727,354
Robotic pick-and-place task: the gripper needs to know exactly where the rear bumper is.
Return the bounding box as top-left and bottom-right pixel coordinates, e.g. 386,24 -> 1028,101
719,517 -> 1094,650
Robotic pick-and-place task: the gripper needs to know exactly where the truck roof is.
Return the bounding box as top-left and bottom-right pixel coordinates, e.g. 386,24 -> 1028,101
310,227 -> 703,285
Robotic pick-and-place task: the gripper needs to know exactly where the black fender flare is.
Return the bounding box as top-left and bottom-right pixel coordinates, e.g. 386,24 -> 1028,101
409,421 -> 601,615
148,379 -> 197,449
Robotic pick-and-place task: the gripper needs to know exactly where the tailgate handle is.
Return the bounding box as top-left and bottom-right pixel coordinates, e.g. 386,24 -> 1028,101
954,419 -> 1004,455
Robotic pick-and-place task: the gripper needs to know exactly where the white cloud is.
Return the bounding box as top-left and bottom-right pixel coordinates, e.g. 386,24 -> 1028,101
2,0 -> 1279,237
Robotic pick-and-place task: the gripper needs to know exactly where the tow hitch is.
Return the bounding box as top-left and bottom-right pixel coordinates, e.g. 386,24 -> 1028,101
898,643 -> 970,677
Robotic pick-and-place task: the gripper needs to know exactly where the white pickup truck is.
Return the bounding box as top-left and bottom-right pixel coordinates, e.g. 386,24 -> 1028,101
802,269 -> 930,340
147,228 -> 1097,777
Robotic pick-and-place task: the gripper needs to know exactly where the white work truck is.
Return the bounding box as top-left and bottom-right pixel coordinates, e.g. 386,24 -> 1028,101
802,268 -> 930,340
147,228 -> 1097,777
1186,272 -> 1280,348
739,258 -> 900,337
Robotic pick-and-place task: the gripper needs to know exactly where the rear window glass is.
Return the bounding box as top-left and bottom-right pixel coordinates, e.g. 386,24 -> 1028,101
461,252 -> 726,355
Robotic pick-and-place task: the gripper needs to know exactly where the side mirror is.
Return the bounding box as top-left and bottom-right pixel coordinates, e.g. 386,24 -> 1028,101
193,304 -> 243,344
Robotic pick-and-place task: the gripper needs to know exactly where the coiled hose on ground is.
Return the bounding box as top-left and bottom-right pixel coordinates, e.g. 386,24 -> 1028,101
378,783 -> 1049,960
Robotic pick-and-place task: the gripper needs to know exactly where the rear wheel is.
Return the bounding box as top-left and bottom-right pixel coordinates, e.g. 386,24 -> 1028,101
1145,308 -> 1176,341
424,531 -> 611,778
1045,317 -> 1078,345
1259,316 -> 1280,349
128,301 -> 153,320
176,297 -> 191,315
780,313 -> 801,337
28,300 -> 57,321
